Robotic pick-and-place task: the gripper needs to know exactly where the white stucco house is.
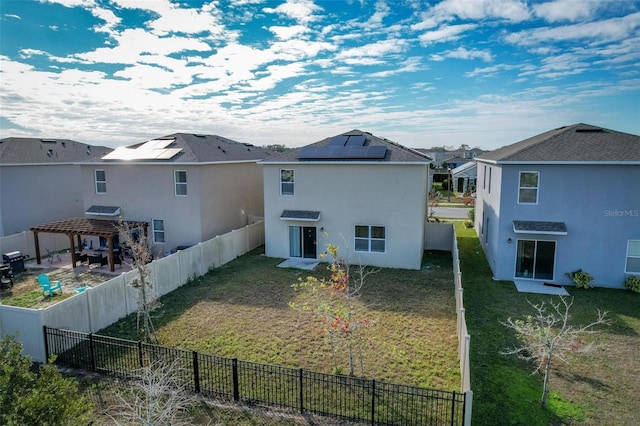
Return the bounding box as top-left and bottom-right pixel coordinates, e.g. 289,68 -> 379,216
83,133 -> 273,256
259,130 -> 431,270
474,123 -> 640,289
0,137 -> 112,237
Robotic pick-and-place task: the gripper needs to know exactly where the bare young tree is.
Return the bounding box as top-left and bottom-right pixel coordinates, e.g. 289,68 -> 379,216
107,357 -> 200,426
501,296 -> 610,407
291,241 -> 377,376
118,217 -> 160,344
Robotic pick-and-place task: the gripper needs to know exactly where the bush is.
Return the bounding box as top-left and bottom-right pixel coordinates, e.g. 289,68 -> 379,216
623,275 -> 640,293
464,220 -> 474,228
468,208 -> 475,222
565,269 -> 594,289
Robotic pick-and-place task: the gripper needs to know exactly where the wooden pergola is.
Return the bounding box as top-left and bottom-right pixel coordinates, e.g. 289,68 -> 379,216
30,217 -> 149,272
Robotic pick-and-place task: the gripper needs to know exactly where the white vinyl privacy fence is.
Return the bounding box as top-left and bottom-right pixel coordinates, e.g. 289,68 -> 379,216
0,221 -> 264,363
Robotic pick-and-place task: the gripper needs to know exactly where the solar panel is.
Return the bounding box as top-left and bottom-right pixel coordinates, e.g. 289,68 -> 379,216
328,135 -> 348,146
297,145 -> 387,160
345,135 -> 366,147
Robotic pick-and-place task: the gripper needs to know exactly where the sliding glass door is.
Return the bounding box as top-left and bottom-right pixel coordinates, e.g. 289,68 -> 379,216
515,239 -> 556,280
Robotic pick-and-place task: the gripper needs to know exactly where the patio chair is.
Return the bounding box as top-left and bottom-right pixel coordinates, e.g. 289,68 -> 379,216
0,265 -> 13,289
37,273 -> 62,296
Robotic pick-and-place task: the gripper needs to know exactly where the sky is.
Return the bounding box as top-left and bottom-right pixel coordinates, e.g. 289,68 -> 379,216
1,0 -> 639,151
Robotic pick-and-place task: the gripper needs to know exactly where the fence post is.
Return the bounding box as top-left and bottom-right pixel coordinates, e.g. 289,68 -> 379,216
450,390 -> 457,426
138,341 -> 144,368
192,351 -> 200,394
43,326 -> 50,362
232,358 -> 239,402
371,379 -> 376,426
89,333 -> 96,372
299,368 -> 304,414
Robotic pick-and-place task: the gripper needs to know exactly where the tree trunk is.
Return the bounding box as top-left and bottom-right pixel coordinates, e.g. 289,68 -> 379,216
541,357 -> 552,407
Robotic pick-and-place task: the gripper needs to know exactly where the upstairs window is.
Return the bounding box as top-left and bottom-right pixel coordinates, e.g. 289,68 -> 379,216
174,170 -> 187,196
95,170 -> 106,194
281,169 -> 294,195
355,225 -> 386,253
518,171 -> 539,204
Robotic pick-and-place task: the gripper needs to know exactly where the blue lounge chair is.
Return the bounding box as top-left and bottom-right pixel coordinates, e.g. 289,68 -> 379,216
37,274 -> 63,296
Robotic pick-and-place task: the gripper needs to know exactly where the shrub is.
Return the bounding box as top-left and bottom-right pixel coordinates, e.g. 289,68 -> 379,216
623,275 -> 640,293
467,208 -> 475,222
565,269 -> 594,289
464,220 -> 474,228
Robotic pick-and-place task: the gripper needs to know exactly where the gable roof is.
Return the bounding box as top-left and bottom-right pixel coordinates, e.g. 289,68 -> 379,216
477,123 -> 640,164
0,137 -> 112,164
260,130 -> 430,164
102,133 -> 274,163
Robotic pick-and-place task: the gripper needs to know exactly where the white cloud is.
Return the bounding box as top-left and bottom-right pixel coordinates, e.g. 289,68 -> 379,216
418,24 -> 476,45
433,47 -> 494,62
432,0 -> 530,22
533,0 -> 599,23
505,12 -> 640,46
268,25 -> 308,40
263,0 -> 323,25
4,14 -> 22,19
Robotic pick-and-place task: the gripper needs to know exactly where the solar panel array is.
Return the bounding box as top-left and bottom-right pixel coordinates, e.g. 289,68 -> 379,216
297,145 -> 387,160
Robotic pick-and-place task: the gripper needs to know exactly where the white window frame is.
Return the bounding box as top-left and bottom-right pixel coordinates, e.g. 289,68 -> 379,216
518,171 -> 539,204
354,225 -> 386,253
626,240 -> 640,274
280,169 -> 294,196
95,169 -> 106,194
152,219 -> 165,244
174,170 -> 187,196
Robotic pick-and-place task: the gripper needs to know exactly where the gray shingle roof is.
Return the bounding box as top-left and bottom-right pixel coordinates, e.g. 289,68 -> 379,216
0,137 -> 112,164
108,133 -> 274,163
477,123 -> 640,163
260,130 -> 430,163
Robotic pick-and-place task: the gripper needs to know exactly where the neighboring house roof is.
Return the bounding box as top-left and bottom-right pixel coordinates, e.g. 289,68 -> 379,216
0,137 -> 112,164
451,161 -> 477,176
102,133 -> 274,163
442,156 -> 469,165
260,130 -> 430,164
477,123 -> 640,163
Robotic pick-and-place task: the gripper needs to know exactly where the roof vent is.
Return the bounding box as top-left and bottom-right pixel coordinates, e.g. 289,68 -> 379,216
61,141 -> 66,147
576,128 -> 605,133
47,149 -> 53,157
41,139 -> 57,144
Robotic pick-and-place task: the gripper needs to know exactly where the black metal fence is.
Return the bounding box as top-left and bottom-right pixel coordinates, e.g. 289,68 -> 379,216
44,326 -> 466,425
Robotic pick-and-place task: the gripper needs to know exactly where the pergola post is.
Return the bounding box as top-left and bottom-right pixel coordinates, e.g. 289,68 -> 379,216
33,231 -> 42,265
68,234 -> 77,268
107,235 -> 115,272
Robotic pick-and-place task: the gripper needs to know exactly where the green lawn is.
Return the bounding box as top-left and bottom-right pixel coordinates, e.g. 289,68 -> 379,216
100,247 -> 460,391
456,223 -> 640,425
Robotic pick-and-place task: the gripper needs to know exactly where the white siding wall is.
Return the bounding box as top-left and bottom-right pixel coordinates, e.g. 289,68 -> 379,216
263,163 -> 428,270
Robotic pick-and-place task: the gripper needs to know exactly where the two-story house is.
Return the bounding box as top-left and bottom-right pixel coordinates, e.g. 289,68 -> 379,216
475,123 -> 640,289
84,133 -> 273,256
0,137 -> 112,237
259,130 -> 431,270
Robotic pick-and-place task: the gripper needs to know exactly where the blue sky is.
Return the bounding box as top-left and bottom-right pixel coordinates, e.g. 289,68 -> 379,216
1,0 -> 639,150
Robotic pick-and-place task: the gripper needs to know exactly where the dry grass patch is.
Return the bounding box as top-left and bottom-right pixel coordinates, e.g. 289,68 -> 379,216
101,247 -> 460,391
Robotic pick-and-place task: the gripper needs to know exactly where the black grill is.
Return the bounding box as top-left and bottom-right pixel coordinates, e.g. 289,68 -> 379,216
2,251 -> 27,273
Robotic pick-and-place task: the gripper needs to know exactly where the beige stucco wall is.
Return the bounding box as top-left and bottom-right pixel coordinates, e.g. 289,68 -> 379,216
263,163 -> 428,270
0,164 -> 84,236
81,161 -> 264,255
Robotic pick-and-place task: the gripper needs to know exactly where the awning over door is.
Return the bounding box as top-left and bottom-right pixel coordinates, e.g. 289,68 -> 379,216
513,220 -> 567,235
280,210 -> 321,221
86,205 -> 121,216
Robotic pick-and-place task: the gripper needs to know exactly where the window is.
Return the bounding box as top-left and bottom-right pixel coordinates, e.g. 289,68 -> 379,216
95,170 -> 106,194
485,218 -> 489,244
483,166 -> 487,190
281,169 -> 294,195
488,167 -> 492,193
174,170 -> 187,196
355,225 -> 386,253
518,171 -> 539,204
626,240 -> 640,274
152,219 -> 165,244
